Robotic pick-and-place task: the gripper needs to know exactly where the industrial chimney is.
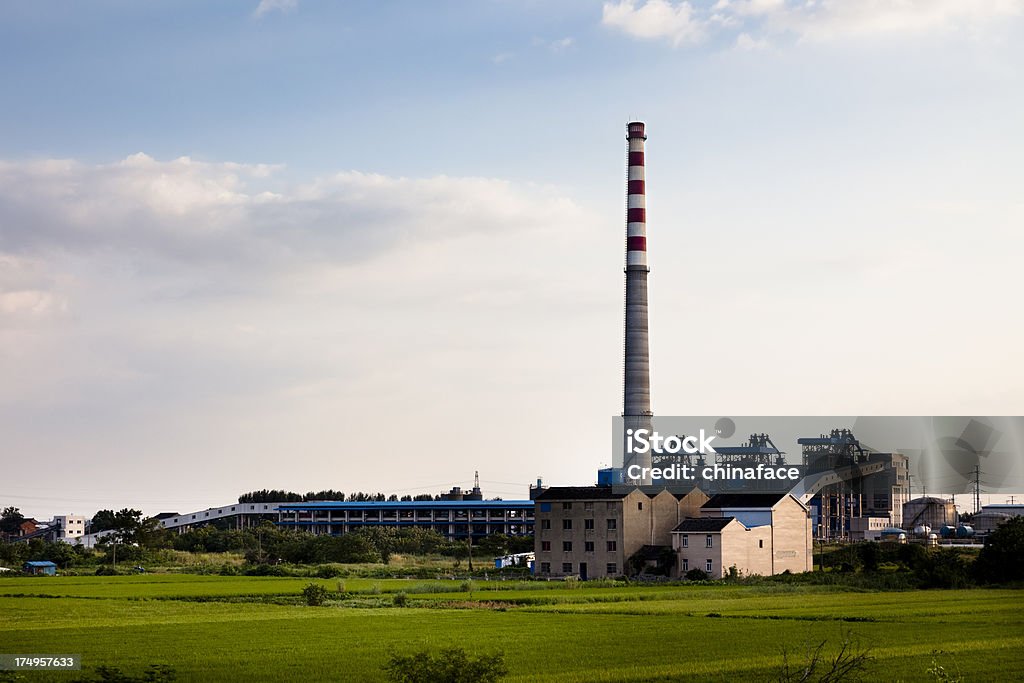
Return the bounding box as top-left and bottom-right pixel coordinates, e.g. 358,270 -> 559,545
623,121 -> 653,485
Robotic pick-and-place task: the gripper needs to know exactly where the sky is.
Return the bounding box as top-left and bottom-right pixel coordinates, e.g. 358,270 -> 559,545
1,1 -> 1022,519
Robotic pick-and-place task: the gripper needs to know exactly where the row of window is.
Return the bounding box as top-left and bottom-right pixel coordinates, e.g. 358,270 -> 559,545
539,562 -> 618,575
680,535 -> 715,549
540,540 -> 616,552
540,518 -> 617,530
680,559 -> 714,573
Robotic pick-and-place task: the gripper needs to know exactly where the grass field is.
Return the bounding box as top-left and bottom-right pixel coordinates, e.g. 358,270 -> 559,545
1,575 -> 1021,682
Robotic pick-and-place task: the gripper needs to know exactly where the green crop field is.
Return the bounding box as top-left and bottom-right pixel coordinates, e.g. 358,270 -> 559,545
1,575 -> 1021,682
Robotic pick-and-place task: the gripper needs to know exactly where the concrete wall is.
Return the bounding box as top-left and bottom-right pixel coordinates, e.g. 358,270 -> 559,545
770,495 -> 812,574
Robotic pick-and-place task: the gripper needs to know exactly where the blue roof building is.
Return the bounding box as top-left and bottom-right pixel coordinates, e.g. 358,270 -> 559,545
24,560 -> 57,576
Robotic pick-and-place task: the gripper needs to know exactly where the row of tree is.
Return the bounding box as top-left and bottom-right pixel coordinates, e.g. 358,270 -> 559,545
237,490 -> 452,503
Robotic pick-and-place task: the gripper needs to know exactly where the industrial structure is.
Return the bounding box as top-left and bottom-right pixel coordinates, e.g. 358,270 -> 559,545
902,496 -> 958,532
622,121 -> 654,485
795,429 -> 909,540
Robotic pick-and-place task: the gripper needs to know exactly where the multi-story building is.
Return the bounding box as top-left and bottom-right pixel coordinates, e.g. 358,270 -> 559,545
276,500 -> 534,542
672,492 -> 812,578
52,515 -> 86,541
533,486 -> 707,579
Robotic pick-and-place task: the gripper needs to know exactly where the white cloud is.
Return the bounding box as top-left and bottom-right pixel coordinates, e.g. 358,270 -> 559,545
0,155 -> 583,271
253,0 -> 297,19
602,0 -> 706,46
549,37 -> 575,51
603,0 -> 1024,47
735,31 -> 769,50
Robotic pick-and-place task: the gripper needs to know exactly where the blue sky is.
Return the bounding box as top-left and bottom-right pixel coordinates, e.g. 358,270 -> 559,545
1,1 -> 1022,517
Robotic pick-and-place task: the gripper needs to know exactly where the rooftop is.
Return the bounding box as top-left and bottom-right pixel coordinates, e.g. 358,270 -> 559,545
702,493 -> 790,509
673,517 -> 736,532
533,486 -> 633,501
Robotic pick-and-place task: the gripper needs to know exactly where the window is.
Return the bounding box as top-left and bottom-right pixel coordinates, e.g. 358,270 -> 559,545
541,519 -> 551,530
758,540 -> 763,549
540,502 -> 552,512
607,519 -> 617,530
562,502 -> 573,510
638,502 -> 643,510
682,535 -> 688,548
562,519 -> 573,530
562,563 -> 573,573
541,562 -> 550,574
563,541 -> 573,552
584,541 -> 594,552
706,559 -> 713,573
682,558 -> 689,572
541,541 -> 551,551
607,540 -> 617,552
606,563 -> 617,575
584,519 -> 594,530
584,502 -> 593,511
706,535 -> 713,548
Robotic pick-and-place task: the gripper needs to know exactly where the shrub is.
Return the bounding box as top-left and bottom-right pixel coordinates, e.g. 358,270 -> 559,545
383,648 -> 506,683
393,591 -> 408,607
70,664 -> 176,682
685,568 -> 709,581
302,582 -> 329,606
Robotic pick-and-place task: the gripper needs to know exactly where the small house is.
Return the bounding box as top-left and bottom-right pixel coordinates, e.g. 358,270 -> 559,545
23,560 -> 57,576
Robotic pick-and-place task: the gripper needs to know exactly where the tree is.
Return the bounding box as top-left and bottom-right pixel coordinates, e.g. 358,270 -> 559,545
974,516 -> 1024,584
1,506 -> 25,535
90,509 -> 119,533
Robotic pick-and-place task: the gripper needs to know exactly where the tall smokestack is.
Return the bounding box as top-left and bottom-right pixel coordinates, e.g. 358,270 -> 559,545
623,121 -> 653,486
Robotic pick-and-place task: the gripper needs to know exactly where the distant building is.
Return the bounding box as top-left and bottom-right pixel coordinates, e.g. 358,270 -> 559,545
672,493 -> 812,578
973,504 -> 1024,535
276,500 -> 534,542
849,516 -> 890,541
533,486 -> 708,579
24,560 -> 57,576
52,515 -> 86,541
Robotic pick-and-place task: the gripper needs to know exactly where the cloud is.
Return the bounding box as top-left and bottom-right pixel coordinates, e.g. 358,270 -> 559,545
549,37 -> 576,51
603,0 -> 1024,47
735,31 -> 769,50
0,154 -> 583,273
253,0 -> 297,18
602,1 -> 706,46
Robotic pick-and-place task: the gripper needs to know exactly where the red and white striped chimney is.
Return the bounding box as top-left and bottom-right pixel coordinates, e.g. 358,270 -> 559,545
623,121 -> 653,485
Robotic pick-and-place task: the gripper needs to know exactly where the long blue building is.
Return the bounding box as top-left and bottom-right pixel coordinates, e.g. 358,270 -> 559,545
276,500 -> 535,541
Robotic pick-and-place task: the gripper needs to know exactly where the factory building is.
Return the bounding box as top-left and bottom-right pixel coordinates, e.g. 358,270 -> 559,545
276,500 -> 534,542
532,485 -> 707,579
672,493 -> 812,578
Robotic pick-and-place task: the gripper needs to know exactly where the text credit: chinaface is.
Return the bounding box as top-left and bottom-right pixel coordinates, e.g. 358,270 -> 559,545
624,429 -> 801,482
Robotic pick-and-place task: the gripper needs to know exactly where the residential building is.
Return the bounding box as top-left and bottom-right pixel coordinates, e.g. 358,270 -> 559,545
533,486 -> 708,579
672,492 -> 812,578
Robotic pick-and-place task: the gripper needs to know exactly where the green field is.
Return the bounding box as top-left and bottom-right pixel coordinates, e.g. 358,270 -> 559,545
1,575 -> 1021,682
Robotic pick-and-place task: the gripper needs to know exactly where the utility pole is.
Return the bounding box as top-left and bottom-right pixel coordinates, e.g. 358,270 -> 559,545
971,464 -> 981,515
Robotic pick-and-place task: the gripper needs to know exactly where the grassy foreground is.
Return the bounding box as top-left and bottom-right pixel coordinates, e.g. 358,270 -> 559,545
1,575 -> 1021,682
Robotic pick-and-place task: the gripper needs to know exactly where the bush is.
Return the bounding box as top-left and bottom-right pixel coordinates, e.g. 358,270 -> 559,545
302,582 -> 329,606
685,568 -> 709,581
383,648 -> 506,683
70,665 -> 176,682
392,591 -> 408,607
